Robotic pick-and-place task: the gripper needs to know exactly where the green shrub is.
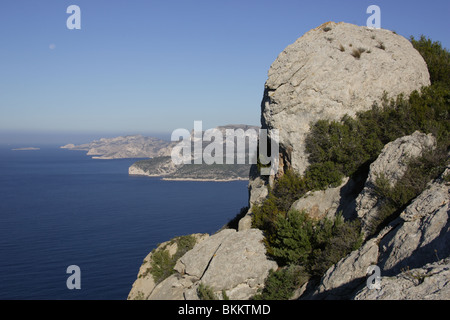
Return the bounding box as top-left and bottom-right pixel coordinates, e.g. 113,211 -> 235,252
411,35 -> 450,87
197,283 -> 217,300
268,210 -> 315,266
267,210 -> 363,276
150,248 -> 174,284
252,169 -> 309,235
370,146 -> 449,235
304,161 -> 344,190
309,214 -> 363,277
271,169 -> 309,212
150,235 -> 197,284
253,265 -> 309,300
444,172 -> 450,183
173,234 -> 197,259
305,83 -> 449,185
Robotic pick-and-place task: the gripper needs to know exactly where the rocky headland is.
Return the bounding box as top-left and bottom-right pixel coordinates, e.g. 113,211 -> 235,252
128,124 -> 259,181
61,134 -> 173,159
128,22 -> 449,300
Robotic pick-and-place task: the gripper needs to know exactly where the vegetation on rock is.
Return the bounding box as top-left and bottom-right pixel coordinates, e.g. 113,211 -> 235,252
150,235 -> 197,284
252,35 -> 449,299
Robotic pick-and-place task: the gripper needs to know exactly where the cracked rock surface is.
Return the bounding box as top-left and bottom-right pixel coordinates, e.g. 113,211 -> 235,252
260,22 -> 430,176
303,166 -> 449,300
129,229 -> 277,300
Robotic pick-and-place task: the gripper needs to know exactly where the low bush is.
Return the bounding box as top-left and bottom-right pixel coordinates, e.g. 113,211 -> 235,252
253,265 -> 309,300
150,235 -> 197,284
267,210 -> 363,274
370,145 -> 449,234
411,35 -> 450,87
197,283 -> 217,300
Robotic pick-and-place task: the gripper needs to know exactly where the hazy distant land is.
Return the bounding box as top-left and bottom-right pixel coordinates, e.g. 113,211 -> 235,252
60,135 -> 173,159
12,147 -> 40,151
61,125 -> 258,181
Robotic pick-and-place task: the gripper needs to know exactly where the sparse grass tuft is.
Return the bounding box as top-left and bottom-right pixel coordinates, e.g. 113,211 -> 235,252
376,41 -> 386,50
351,48 -> 362,59
197,283 -> 217,300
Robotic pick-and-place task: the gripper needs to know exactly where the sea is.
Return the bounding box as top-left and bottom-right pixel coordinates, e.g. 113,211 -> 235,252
0,146 -> 248,300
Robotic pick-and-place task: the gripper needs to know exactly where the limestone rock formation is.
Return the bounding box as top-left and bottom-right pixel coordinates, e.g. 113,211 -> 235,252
129,229 -> 277,300
303,167 -> 449,300
127,233 -> 209,300
260,22 -> 430,177
309,238 -> 380,299
354,258 -> 450,300
128,22 -> 445,301
355,131 -> 436,235
245,22 -> 431,227
290,177 -> 357,221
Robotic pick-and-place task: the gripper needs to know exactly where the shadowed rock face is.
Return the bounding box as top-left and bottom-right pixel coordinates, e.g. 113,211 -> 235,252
303,166 -> 449,300
355,131 -> 437,235
260,21 -> 430,178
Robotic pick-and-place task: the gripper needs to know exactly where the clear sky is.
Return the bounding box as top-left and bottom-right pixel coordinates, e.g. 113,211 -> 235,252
0,0 -> 449,144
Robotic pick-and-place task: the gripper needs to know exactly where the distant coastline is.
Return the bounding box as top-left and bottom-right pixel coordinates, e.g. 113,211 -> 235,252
12,147 -> 40,151
161,177 -> 249,182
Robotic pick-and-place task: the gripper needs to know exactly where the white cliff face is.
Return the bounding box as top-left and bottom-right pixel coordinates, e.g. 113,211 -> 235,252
261,22 -> 430,176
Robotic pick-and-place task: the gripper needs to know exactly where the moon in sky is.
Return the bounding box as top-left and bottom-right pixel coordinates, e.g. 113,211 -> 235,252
49,44 -> 56,50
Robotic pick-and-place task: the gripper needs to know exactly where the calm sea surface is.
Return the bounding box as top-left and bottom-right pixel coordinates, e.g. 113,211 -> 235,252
0,146 -> 248,300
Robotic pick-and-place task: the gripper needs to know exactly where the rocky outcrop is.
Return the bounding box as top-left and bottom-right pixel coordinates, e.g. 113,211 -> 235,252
303,166 -> 449,300
355,131 -> 436,235
260,22 -> 430,177
308,238 -> 380,299
377,169 -> 450,276
354,258 -> 450,300
129,156 -> 179,177
244,22 -> 431,227
127,233 -> 209,300
129,229 -> 277,300
290,177 -> 357,221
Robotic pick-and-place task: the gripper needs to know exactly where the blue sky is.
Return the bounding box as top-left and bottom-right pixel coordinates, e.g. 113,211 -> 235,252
0,0 -> 449,144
